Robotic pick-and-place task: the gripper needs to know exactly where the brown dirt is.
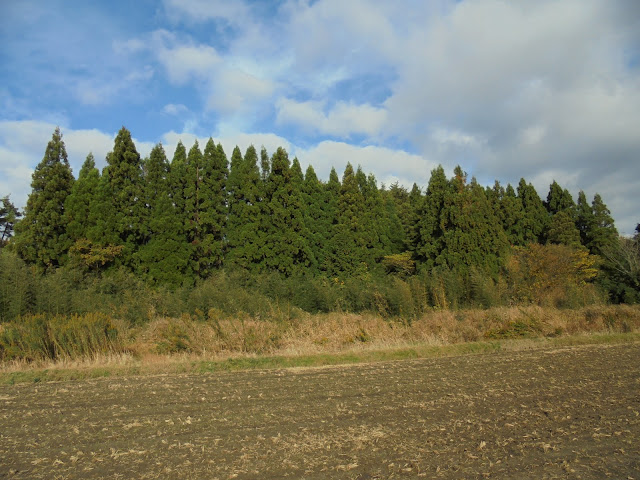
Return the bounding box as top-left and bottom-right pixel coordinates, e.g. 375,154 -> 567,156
1,343 -> 639,479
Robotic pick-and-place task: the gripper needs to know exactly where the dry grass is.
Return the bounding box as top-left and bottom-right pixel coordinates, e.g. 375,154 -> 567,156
2,304 -> 638,379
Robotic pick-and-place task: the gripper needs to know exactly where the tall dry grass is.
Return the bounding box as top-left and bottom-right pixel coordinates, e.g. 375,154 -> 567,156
129,304 -> 640,358
2,305 -> 638,369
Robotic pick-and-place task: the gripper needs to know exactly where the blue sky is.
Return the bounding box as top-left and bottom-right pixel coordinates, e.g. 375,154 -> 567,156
1,0 -> 639,234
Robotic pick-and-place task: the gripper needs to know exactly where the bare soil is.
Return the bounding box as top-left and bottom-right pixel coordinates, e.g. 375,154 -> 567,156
1,343 -> 639,479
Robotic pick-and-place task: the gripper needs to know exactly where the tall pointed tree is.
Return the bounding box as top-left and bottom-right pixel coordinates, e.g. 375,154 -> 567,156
517,178 -> 548,244
136,144 -> 191,286
575,190 -> 594,248
227,145 -> 263,270
586,193 -> 618,256
14,127 -> 75,268
326,163 -> 369,276
413,165 -> 449,268
261,147 -> 312,275
545,180 -> 575,216
500,183 -> 525,245
0,195 -> 21,248
301,164 -> 332,273
96,127 -> 145,267
64,153 -> 100,243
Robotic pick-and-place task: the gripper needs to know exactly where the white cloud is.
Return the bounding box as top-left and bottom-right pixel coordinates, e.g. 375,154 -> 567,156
207,69 -> 275,114
152,31 -> 221,85
162,0 -> 250,27
163,103 -> 189,116
276,98 -> 388,138
294,140 -> 436,188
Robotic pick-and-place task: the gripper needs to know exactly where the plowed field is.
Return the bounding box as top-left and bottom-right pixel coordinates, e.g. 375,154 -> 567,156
1,343 -> 639,479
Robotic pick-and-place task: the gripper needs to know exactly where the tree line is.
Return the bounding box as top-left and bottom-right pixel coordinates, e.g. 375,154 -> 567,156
2,126 -> 638,306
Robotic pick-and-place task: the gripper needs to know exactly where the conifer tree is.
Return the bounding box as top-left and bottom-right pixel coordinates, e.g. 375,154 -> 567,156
64,153 -> 100,243
89,127 -> 145,269
199,140 -> 228,272
547,210 -> 581,247
14,127 -> 75,268
227,145 -> 263,270
545,180 -> 575,215
413,165 -> 449,268
290,157 -> 304,185
136,144 -> 191,285
301,164 -> 331,274
438,170 -> 508,276
262,147 -> 312,275
0,195 -> 21,248
575,190 -> 594,247
384,183 -> 410,253
517,178 -> 549,244
326,163 -> 370,276
586,193 -> 618,256
500,184 -> 525,245
260,146 -> 270,183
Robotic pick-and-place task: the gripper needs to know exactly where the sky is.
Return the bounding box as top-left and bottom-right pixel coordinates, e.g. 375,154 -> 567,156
1,0 -> 639,234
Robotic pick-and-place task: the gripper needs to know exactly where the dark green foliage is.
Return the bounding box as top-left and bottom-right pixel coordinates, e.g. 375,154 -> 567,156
261,147 -> 313,275
198,140 -> 228,273
386,182 -> 414,251
301,165 -> 332,274
326,163 -> 371,277
0,195 -> 21,247
8,128 -> 635,314
440,172 -> 509,277
517,178 -> 549,244
500,184 -> 525,245
136,144 -> 191,286
545,180 -> 575,216
413,165 -> 450,268
547,211 -> 581,247
181,140 -> 228,277
227,145 -> 264,270
14,127 -> 75,268
64,153 -> 100,243
575,190 -> 593,247
91,127 -> 145,266
586,193 -> 618,256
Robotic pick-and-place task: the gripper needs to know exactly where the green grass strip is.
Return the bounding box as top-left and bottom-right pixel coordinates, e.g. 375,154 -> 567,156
1,331 -> 639,385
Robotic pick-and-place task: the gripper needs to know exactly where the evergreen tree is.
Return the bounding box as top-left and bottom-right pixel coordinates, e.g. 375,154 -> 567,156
326,163 -> 370,276
0,195 -> 21,248
545,180 -> 575,216
575,190 -> 594,247
301,164 -> 331,274
586,193 -> 618,256
260,146 -> 270,183
383,183 -> 409,254
227,145 -> 263,270
517,178 -> 549,244
500,184 -> 525,245
14,127 -> 75,268
64,153 -> 100,243
199,140 -> 228,272
183,140 -> 228,277
413,165 -> 449,268
261,147 -> 312,275
136,144 -> 191,286
438,170 -> 508,276
290,157 -> 304,185
547,210 -> 581,247
90,127 -> 145,269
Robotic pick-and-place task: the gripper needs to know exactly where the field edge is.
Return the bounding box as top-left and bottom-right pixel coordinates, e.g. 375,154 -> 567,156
1,330 -> 639,385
